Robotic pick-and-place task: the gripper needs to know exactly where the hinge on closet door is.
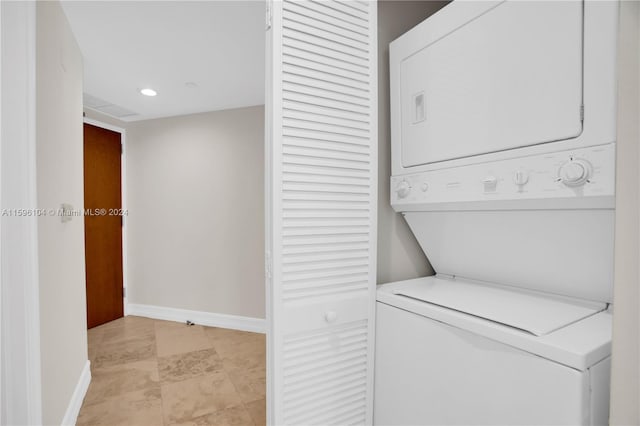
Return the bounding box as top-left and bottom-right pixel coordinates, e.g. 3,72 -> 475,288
265,0 -> 272,31
123,287 -> 126,298
580,104 -> 584,122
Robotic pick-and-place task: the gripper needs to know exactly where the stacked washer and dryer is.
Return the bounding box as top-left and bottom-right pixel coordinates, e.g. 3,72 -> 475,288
374,1 -> 617,425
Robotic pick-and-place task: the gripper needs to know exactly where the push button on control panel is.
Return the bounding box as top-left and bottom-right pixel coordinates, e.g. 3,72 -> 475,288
482,175 -> 498,192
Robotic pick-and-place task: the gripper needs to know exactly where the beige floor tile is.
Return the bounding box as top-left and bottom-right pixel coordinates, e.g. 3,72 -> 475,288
88,343 -> 103,364
155,322 -> 213,357
160,371 -> 243,424
213,338 -> 265,360
77,387 -> 163,426
168,404 -> 255,426
210,330 -> 264,360
244,399 -> 266,426
158,348 -> 223,384
89,319 -> 124,333
93,316 -> 155,337
84,359 -> 160,406
220,350 -> 265,373
78,317 -> 266,426
227,366 -> 266,403
87,327 -> 105,347
87,327 -> 107,363
101,320 -> 156,346
205,327 -> 263,346
92,334 -> 157,369
207,329 -> 264,354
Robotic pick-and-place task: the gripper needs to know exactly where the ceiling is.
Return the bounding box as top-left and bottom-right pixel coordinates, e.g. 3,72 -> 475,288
61,1 -> 265,122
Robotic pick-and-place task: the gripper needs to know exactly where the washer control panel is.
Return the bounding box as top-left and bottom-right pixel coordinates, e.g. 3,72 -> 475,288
391,144 -> 615,208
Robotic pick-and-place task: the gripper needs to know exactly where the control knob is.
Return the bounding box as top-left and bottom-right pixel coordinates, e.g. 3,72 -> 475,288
395,180 -> 411,198
514,170 -> 529,186
558,159 -> 592,187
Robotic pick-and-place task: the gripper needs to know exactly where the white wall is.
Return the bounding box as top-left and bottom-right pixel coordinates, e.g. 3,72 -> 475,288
376,1 -> 449,284
610,2 -> 640,424
35,2 -> 88,424
126,106 -> 265,319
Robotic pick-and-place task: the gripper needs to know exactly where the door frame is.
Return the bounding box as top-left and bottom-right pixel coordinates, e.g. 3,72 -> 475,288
0,2 -> 43,424
82,117 -> 129,316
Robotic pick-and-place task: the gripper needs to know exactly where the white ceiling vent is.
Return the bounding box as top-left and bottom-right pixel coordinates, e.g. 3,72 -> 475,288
83,93 -> 139,119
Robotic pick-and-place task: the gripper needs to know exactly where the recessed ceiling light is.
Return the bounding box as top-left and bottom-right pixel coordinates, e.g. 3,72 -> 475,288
140,88 -> 157,97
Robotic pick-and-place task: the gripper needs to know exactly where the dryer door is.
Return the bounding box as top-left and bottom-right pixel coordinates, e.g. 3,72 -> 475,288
395,1 -> 583,167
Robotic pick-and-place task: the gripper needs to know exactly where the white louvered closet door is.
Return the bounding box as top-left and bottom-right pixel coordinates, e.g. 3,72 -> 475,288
265,0 -> 377,424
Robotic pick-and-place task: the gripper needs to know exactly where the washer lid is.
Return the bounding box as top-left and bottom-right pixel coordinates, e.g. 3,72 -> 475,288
393,277 -> 606,336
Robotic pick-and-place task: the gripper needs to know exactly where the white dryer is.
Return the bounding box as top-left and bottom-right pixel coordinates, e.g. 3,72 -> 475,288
375,1 -> 618,425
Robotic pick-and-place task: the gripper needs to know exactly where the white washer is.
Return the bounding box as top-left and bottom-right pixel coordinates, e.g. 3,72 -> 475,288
375,1 -> 618,425
375,278 -> 612,426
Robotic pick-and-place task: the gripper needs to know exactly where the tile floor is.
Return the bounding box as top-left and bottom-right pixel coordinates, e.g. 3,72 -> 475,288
78,316 -> 266,426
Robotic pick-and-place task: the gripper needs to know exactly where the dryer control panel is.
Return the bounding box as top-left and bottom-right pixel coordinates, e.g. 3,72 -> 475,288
391,143 -> 615,211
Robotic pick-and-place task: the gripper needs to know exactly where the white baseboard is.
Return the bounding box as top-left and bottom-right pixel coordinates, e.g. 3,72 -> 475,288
127,303 -> 266,334
61,360 -> 91,426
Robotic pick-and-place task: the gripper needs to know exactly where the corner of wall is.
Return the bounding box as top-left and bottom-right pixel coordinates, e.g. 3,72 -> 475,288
35,1 -> 89,423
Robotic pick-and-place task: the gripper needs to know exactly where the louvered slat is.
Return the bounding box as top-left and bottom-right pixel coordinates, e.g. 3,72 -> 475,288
283,144 -> 370,161
284,118 -> 370,138
284,211 -> 370,220
299,1 -> 369,30
283,172 -> 369,186
284,72 -> 369,102
283,1 -> 369,39
283,81 -> 370,109
283,99 -> 369,122
284,89 -> 370,115
311,0 -> 369,24
283,282 -> 368,301
283,14 -> 369,53
283,108 -> 370,131
282,241 -> 369,254
268,0 -> 376,423
282,321 -> 370,424
284,129 -> 370,146
283,267 -> 369,283
283,33 -> 368,69
284,362 -> 367,390
282,163 -> 368,179
283,235 -> 369,248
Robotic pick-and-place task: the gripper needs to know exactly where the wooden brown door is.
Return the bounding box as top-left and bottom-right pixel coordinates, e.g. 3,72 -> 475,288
84,123 -> 124,328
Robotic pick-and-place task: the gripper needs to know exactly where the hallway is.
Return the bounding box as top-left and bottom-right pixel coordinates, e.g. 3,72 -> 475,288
77,316 -> 266,425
